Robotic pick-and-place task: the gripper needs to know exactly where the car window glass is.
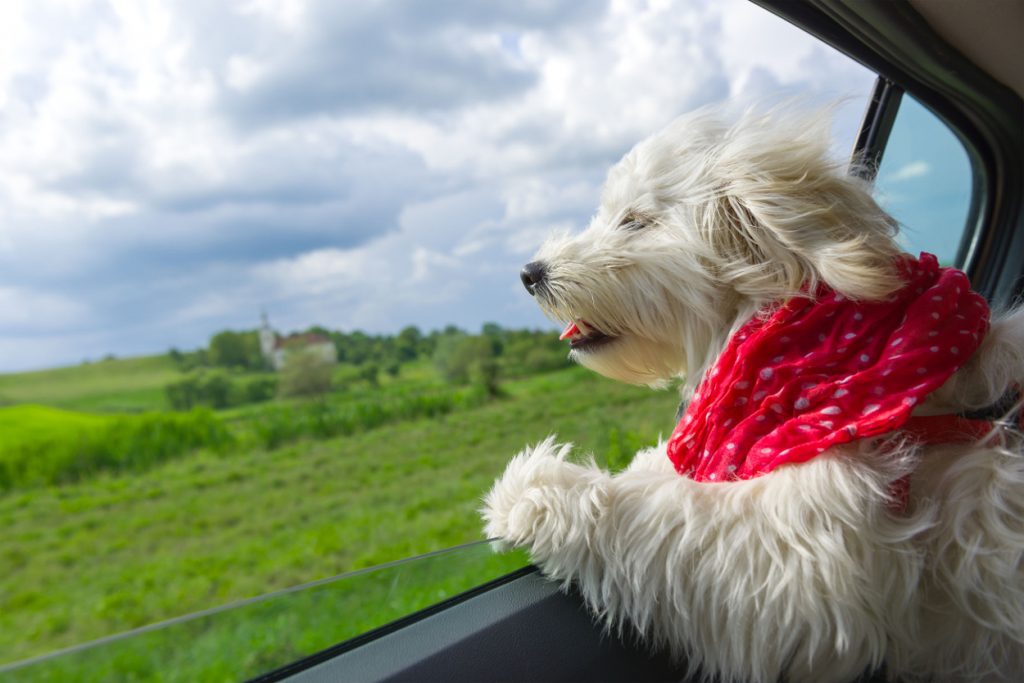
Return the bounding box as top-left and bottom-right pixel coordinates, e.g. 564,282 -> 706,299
0,542 -> 527,681
873,94 -> 974,265
0,1 -> 875,678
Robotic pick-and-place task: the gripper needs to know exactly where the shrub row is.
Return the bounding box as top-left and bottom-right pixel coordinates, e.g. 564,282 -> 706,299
0,387 -> 492,491
0,410 -> 233,491
166,372 -> 277,411
247,387 -> 487,450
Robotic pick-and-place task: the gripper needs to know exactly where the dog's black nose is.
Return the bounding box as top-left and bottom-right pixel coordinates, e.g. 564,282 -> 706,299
520,261 -> 547,295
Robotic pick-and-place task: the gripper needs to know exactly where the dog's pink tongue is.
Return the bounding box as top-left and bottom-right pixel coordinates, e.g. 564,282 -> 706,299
559,322 -> 579,341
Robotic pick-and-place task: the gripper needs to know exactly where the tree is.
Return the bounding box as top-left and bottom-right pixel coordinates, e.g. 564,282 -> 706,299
243,376 -> 278,403
433,334 -> 500,393
359,363 -> 380,387
396,325 -> 422,361
278,349 -> 335,399
165,375 -> 201,411
199,371 -> 234,409
473,356 -> 502,397
481,321 -> 505,356
208,330 -> 261,369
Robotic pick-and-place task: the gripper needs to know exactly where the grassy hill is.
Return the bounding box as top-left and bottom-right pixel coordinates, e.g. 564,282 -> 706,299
0,355 -> 179,413
0,364 -> 681,680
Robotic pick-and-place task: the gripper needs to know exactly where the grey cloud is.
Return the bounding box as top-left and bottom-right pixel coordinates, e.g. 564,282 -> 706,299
219,0 -> 607,126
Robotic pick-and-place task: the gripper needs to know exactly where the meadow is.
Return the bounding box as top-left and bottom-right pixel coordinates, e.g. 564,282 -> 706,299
0,345 -> 680,681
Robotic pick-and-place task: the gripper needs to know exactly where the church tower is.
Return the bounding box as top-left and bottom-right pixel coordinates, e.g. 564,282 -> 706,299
259,311 -> 277,364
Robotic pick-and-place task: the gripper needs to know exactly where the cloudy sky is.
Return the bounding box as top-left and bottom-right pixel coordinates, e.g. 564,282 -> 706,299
0,0 -> 888,372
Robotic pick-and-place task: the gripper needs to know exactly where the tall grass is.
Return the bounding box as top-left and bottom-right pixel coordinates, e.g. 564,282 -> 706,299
0,386 -> 495,491
246,386 -> 489,450
0,410 -> 232,491
0,364 -> 681,668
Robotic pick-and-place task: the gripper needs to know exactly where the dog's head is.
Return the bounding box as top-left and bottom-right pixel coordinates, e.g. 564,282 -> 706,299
522,106 -> 903,388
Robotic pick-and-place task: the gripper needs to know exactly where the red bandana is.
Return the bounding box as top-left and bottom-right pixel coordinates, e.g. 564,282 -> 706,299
667,253 -> 990,482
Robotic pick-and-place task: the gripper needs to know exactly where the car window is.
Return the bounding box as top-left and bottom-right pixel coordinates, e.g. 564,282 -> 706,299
0,542 -> 526,682
0,1 -> 876,679
873,94 -> 974,266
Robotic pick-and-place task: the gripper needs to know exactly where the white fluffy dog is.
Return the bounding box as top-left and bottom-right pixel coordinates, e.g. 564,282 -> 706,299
483,107 -> 1024,682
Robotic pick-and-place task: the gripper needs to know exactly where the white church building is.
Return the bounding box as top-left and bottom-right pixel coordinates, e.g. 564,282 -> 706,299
259,313 -> 337,371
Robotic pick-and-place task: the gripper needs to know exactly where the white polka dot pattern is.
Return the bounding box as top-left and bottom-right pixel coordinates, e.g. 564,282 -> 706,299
667,253 -> 990,483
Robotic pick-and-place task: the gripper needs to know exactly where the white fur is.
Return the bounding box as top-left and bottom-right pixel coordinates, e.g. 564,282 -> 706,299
483,106 -> 1024,682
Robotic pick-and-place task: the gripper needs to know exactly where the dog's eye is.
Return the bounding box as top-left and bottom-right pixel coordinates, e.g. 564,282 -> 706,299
618,211 -> 647,232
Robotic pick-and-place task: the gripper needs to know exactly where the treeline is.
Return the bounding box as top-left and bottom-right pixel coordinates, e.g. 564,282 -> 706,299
169,324 -> 566,372
164,324 -> 570,411
165,372 -> 277,411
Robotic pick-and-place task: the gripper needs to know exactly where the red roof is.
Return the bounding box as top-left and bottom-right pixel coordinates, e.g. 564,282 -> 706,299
274,333 -> 332,350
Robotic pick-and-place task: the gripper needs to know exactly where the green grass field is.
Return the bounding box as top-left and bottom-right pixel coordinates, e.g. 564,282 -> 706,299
0,405 -> 110,448
0,356 -> 179,413
0,355 -> 680,680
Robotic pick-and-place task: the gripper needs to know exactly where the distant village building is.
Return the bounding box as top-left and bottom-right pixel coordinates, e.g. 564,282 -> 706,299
259,313 -> 337,371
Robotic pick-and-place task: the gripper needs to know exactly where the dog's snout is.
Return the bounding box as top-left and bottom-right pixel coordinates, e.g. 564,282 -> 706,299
520,261 -> 548,295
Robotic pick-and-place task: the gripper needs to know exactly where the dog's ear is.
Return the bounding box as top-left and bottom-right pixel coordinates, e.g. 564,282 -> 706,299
697,112 -> 903,302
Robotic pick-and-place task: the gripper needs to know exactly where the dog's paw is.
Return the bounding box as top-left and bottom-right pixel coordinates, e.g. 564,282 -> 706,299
481,436 -> 581,547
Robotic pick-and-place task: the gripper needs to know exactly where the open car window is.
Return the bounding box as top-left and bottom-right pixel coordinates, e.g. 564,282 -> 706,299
0,2 -> 893,681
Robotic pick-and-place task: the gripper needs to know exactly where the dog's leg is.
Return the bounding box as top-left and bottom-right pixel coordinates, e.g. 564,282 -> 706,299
486,442 -> 932,683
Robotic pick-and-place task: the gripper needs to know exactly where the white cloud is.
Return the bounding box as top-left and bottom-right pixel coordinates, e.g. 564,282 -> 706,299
0,0 -> 878,371
886,160 -> 931,182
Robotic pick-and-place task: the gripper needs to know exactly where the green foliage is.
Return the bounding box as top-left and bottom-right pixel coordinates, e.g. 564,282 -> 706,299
0,409 -> 233,490
5,545 -> 526,683
165,371 -> 275,411
500,331 -> 572,377
600,428 -> 659,472
176,348 -> 209,372
0,364 -> 680,675
433,335 -> 496,387
208,330 -> 263,370
250,386 -> 483,451
278,349 -> 335,398
473,357 -> 502,398
358,363 -> 380,387
481,321 -> 505,356
395,325 -> 422,361
165,374 -> 202,410
243,376 -> 278,403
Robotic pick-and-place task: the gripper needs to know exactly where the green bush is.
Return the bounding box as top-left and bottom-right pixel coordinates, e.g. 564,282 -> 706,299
247,388 -> 484,451
166,375 -> 202,410
166,371 -> 255,410
432,335 -> 499,395
278,349 -> 335,398
243,376 -> 278,403
200,371 -> 233,409
0,409 -> 233,490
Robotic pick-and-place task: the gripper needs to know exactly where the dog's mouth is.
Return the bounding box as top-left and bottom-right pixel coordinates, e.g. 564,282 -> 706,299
559,319 -> 616,351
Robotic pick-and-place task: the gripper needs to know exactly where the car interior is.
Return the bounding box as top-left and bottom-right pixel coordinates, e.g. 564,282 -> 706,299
2,1 -> 1019,682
